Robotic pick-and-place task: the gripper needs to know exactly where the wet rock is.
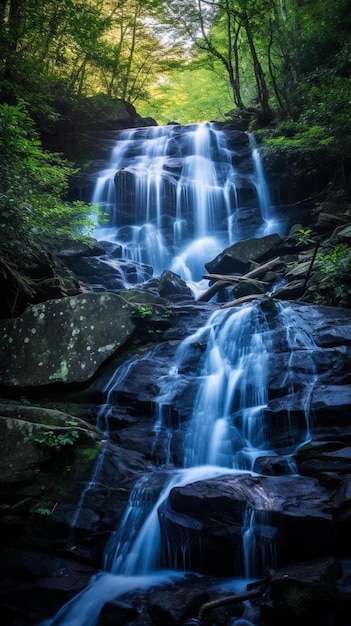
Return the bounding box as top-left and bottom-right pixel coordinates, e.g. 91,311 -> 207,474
289,304 -> 351,347
118,289 -> 169,306
56,237 -> 107,259
0,403 -> 101,501
253,455 -> 293,475
110,357 -> 173,414
97,600 -> 138,625
273,279 -> 305,300
316,213 -> 349,232
285,260 -> 311,280
296,441 -> 351,476
232,278 -> 267,298
148,586 -> 210,626
260,557 -> 342,626
205,234 -> 282,274
329,223 -> 351,245
311,385 -> 351,425
158,270 -> 193,300
0,549 -> 95,625
0,293 -> 136,387
64,255 -> 153,291
158,474 -> 336,576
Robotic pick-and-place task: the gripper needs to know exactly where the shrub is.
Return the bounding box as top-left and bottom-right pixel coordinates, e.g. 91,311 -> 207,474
315,244 -> 351,307
0,100 -> 101,262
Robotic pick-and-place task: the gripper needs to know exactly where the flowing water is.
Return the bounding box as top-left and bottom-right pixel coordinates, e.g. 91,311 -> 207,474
93,122 -> 282,293
41,123 -> 317,625
42,302 -> 319,626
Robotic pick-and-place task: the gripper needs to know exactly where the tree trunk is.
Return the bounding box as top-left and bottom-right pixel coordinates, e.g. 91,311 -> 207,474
243,11 -> 270,114
1,0 -> 21,82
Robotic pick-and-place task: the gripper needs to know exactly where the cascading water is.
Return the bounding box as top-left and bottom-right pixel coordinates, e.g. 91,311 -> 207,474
40,297 -> 320,626
180,305 -> 271,470
40,124 -> 319,626
92,123 -> 277,292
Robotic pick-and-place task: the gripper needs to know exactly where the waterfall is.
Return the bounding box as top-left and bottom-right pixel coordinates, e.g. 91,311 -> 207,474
181,305 -> 271,469
40,126 -> 316,625
249,133 -> 279,236
92,123 -> 274,287
40,296 -> 320,626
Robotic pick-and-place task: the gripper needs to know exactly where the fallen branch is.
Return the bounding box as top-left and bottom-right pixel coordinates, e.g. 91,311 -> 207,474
198,588 -> 263,620
238,256 -> 283,279
197,574 -> 272,622
0,256 -> 36,297
299,239 -> 321,298
197,257 -> 284,303
220,293 -> 265,308
196,279 -> 232,302
203,273 -> 268,285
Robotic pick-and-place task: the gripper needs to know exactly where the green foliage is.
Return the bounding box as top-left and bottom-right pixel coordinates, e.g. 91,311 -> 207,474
257,120 -> 347,188
315,244 -> 351,307
0,0 -> 173,113
78,446 -> 100,462
296,228 -> 313,247
262,124 -> 334,151
33,429 -> 79,451
0,100 -> 100,267
30,505 -> 52,516
134,304 -> 153,318
138,65 -> 233,124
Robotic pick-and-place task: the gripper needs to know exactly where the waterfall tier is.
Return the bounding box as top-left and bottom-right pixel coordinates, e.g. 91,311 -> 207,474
92,123 -> 279,285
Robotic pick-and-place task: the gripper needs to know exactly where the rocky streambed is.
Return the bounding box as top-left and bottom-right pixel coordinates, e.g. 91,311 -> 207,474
1,229 -> 351,626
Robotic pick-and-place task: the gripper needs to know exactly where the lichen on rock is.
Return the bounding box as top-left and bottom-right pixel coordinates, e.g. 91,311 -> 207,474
0,293 -> 136,387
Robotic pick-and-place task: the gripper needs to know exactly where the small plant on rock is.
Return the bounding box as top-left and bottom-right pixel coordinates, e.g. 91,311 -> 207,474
33,429 -> 79,451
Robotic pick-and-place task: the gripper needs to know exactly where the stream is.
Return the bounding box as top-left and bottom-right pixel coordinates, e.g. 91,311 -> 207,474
39,123 -> 341,626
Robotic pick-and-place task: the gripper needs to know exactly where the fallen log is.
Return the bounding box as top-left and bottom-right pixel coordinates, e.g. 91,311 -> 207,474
198,588 -> 263,620
220,293 -> 265,308
182,574 -> 272,625
202,273 -> 268,285
196,279 -> 232,302
197,257 -> 284,303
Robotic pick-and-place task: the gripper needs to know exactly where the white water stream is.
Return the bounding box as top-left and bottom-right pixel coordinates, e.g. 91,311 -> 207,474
41,299 -> 318,626
92,123 -> 281,295
40,124 -> 317,625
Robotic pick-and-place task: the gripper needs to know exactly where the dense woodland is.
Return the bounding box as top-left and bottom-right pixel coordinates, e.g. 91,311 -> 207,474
1,0 -> 351,317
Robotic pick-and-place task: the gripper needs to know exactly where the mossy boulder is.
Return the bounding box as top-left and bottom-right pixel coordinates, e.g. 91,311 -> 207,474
0,402 -> 101,522
0,293 -> 136,388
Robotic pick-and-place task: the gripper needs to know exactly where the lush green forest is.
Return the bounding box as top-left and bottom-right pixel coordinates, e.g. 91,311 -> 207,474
1,0 -> 351,316
1,0 -> 350,125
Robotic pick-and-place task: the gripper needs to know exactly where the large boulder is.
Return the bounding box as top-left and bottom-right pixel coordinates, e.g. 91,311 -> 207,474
260,557 -> 342,626
158,473 -> 336,576
63,255 -> 153,292
205,234 -> 283,274
0,293 -> 136,387
0,404 -> 100,495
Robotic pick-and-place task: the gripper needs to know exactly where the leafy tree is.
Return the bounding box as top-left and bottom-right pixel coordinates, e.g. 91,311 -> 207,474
138,64 -> 233,123
0,0 -> 175,111
0,101 -> 98,311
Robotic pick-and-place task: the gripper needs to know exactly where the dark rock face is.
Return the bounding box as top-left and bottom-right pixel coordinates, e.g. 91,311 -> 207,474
260,557 -> 342,626
0,292 -> 136,386
158,474 -> 337,576
97,600 -> 138,625
148,586 -> 210,626
2,207 -> 351,626
2,293 -> 351,625
205,234 -> 283,274
64,254 -> 154,292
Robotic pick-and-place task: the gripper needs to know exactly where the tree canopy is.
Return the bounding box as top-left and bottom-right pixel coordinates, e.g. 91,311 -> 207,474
1,0 -> 351,317
1,0 -> 350,127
